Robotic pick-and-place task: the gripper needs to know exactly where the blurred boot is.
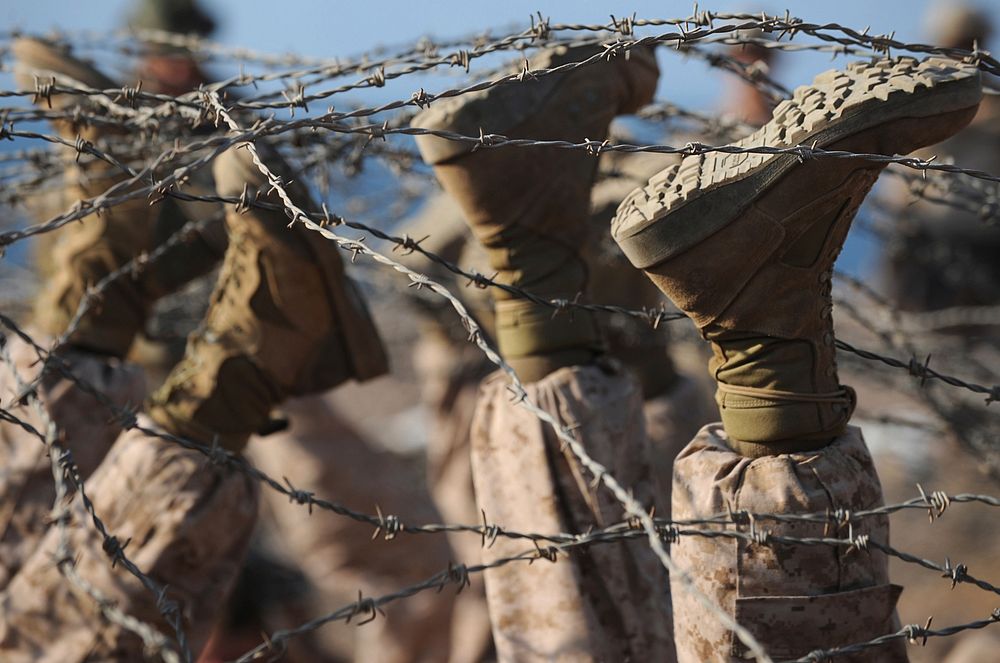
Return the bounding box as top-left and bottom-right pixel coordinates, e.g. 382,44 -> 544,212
0,138 -> 389,660
13,37 -> 226,358
148,141 -> 387,450
612,58 -> 982,662
412,44 -> 658,382
1,38 -> 222,588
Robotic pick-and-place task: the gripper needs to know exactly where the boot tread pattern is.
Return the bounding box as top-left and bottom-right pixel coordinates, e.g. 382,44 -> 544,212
611,57 -> 979,240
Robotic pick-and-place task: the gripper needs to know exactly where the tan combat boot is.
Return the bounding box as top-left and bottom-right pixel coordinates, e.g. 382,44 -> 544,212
612,58 -> 982,455
147,142 -> 387,450
13,37 -> 225,357
412,44 -> 659,381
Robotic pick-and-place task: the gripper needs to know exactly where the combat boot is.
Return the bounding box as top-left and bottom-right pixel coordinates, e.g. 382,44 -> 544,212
147,141 -> 387,450
412,44 -> 659,381
13,37 -> 225,357
613,57 -> 982,455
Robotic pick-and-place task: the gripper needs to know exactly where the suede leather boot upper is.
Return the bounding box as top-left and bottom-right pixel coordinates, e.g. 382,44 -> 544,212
411,44 -> 659,380
148,142 -> 387,449
13,37 -> 226,357
612,57 -> 982,455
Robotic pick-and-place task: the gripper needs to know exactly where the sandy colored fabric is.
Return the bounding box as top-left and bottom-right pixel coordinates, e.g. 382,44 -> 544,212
414,320 -> 716,662
470,362 -> 675,663
248,393 -> 456,663
148,143 -> 387,450
0,415 -> 258,662
0,336 -> 145,591
670,423 -> 907,662
0,347 -> 457,663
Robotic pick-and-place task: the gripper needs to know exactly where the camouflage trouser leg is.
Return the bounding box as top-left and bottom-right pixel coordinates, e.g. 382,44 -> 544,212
0,415 -> 258,662
0,335 -> 145,590
248,393 -> 455,663
470,362 -> 675,663
671,424 -> 908,662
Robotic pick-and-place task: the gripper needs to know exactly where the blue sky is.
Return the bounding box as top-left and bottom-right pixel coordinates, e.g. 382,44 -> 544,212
5,1 -> 998,277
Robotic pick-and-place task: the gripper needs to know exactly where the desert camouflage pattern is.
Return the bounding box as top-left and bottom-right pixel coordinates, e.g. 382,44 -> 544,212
0,336 -> 145,591
470,362 -> 675,663
670,423 -> 908,662
414,314 -> 718,663
0,415 -> 258,662
0,354 -> 461,662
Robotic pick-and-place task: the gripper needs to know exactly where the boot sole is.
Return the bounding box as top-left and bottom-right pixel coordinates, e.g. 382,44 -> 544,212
412,44 -> 658,165
612,57 -> 982,269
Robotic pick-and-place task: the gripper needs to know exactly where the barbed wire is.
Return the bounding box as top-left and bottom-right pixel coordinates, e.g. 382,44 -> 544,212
2,7 -> 1000,661
5,333 -> 998,661
4,299 -> 1000,656
0,329 -> 188,662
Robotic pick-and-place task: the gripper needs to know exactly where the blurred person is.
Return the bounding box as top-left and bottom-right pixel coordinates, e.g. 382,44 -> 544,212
414,39 -> 981,663
881,2 -> 1000,314
1,33 -> 456,663
129,0 -> 217,94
